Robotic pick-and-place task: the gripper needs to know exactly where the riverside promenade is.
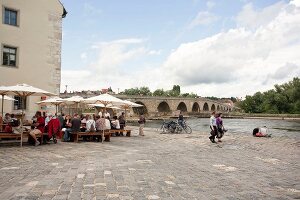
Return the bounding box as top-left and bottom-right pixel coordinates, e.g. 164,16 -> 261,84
0,127 -> 299,200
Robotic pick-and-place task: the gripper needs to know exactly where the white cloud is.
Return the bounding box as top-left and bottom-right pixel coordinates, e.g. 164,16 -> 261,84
61,38 -> 163,92
206,1 -> 216,9
161,1 -> 300,97
189,11 -> 219,28
291,0 -> 300,7
80,52 -> 87,60
236,1 -> 285,29
148,50 -> 162,55
83,2 -> 102,16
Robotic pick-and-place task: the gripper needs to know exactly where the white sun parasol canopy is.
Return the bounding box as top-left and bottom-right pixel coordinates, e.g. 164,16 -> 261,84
0,95 -> 16,101
84,94 -> 125,110
0,83 -> 56,147
0,84 -> 56,117
116,100 -> 143,108
63,96 -> 84,103
113,100 -> 144,117
36,97 -> 65,114
63,96 -> 85,114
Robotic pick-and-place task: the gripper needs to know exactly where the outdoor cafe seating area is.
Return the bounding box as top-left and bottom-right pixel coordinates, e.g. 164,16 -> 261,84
0,84 -> 142,147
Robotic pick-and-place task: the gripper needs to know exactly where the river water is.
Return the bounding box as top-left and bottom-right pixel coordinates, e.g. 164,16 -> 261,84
129,118 -> 300,139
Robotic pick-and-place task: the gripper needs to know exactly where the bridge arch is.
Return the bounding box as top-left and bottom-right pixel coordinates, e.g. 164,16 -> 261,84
217,105 -> 220,111
177,102 -> 187,112
132,101 -> 148,115
192,102 -> 200,112
157,101 -> 171,113
211,104 -> 216,111
203,102 -> 209,111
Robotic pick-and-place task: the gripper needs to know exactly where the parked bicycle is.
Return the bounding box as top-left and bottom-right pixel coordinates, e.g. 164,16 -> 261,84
159,120 -> 192,134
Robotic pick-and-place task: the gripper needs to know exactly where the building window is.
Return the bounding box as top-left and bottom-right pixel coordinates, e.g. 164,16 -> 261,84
3,46 -> 17,66
4,8 -> 18,26
14,96 -> 26,110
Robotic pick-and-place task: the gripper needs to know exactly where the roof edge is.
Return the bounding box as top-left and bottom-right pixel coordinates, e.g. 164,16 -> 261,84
58,0 -> 67,18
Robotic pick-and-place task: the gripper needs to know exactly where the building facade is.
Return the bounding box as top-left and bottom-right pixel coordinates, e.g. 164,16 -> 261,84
0,0 -> 66,118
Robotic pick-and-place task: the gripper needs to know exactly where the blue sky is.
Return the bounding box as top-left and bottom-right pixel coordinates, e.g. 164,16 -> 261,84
59,0 -> 300,97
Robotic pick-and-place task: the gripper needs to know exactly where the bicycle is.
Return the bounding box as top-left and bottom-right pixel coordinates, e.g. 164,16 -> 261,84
175,120 -> 192,134
158,120 -> 177,133
159,120 -> 192,134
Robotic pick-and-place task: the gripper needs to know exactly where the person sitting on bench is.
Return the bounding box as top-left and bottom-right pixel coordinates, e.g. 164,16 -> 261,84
29,111 -> 45,146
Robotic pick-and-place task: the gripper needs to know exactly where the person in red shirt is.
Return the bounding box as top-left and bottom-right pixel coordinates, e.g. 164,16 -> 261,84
29,111 -> 45,146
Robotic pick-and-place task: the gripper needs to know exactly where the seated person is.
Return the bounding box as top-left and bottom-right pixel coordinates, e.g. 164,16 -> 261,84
64,114 -> 81,141
86,115 -> 96,132
10,114 -> 20,127
105,116 -> 111,131
253,126 -> 271,137
96,115 -> 106,132
29,111 -> 45,146
62,115 -> 72,141
111,116 -> 121,136
3,113 -> 12,123
111,116 -> 120,129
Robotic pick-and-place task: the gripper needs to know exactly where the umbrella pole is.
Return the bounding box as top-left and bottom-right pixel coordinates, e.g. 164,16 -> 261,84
20,96 -> 26,147
1,94 -> 4,117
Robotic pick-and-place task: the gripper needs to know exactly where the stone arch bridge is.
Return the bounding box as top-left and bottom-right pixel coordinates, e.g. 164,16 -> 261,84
60,93 -> 231,116
115,95 -> 231,116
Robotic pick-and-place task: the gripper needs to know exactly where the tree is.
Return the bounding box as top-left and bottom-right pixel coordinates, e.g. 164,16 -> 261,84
239,77 -> 300,114
139,87 -> 152,96
172,85 -> 180,96
153,89 -> 165,96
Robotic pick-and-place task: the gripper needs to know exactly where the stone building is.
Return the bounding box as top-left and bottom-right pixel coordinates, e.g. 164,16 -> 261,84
0,0 -> 66,118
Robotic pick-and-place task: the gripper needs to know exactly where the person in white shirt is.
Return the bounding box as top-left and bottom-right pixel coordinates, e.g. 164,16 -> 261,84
45,113 -> 52,126
209,111 -> 217,143
105,116 -> 111,130
98,109 -> 103,117
104,111 -> 110,118
86,115 -> 96,132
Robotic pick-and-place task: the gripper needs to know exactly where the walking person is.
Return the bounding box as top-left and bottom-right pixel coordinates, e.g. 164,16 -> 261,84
138,114 -> 146,136
216,113 -> 226,142
209,111 -> 217,143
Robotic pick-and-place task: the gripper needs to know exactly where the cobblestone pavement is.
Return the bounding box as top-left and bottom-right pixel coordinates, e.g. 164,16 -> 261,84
0,127 -> 299,200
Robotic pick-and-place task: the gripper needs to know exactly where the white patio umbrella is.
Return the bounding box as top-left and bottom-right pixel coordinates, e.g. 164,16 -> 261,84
83,94 -> 124,112
88,103 -> 121,110
36,97 -> 64,114
0,95 -> 16,117
0,95 -> 16,101
0,84 -> 56,147
63,96 -> 84,114
113,100 -> 144,117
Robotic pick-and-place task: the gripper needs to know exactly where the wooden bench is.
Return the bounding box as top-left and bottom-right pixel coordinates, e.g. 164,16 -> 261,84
0,133 -> 22,139
109,129 -> 131,137
0,131 -> 42,146
71,131 -> 111,143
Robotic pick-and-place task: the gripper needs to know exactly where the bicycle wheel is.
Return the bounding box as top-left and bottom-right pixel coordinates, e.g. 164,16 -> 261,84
184,126 -> 192,134
176,125 -> 183,134
159,124 -> 165,133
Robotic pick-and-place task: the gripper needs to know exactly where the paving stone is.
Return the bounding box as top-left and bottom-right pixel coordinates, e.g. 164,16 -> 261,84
0,128 -> 299,199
